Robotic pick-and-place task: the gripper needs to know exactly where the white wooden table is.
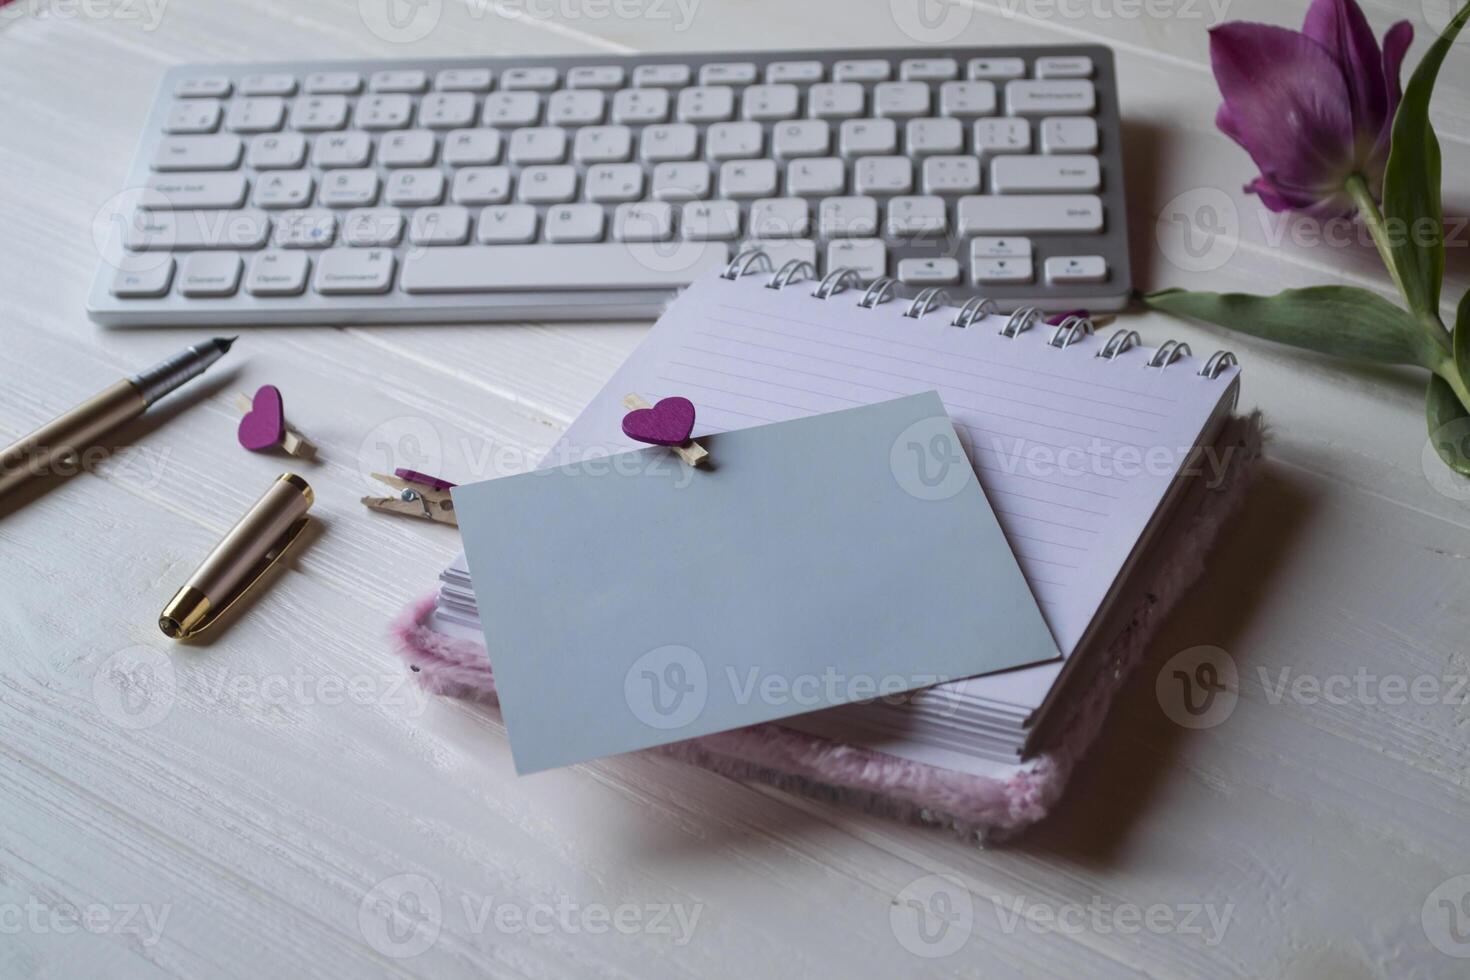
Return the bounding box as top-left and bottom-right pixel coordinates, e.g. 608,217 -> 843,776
2,1 -> 1469,976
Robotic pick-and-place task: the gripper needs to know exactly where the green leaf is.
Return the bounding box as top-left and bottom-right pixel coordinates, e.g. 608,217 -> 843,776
1427,374 -> 1470,476
1456,288 -> 1470,391
1380,1 -> 1470,317
1143,286 -> 1441,368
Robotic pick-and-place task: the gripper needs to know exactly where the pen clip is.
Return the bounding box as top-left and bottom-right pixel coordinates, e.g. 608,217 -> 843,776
187,515 -> 310,636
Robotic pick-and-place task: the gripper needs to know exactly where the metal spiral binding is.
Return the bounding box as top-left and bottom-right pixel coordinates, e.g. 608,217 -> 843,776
951,296 -> 997,328
722,249 -> 772,280
999,306 -> 1042,338
767,259 -> 816,289
1146,340 -> 1192,369
1097,329 -> 1141,360
812,267 -> 863,299
1047,314 -> 1094,348
1198,350 -> 1238,379
904,288 -> 951,319
858,277 -> 897,308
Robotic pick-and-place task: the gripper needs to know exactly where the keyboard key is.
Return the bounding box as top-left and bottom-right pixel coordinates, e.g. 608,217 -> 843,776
772,120 -> 829,159
767,61 -> 823,83
247,133 -> 307,170
142,172 -> 248,210
451,166 -> 512,205
174,76 -> 231,98
612,88 -> 669,124
873,82 -> 930,118
385,168 -> 445,206
357,94 -> 413,129
476,205 -> 538,244
699,63 -> 756,85
1035,56 -> 1094,79
179,252 -> 243,296
973,118 -> 1031,160
239,73 -> 296,96
742,84 -> 799,121
681,199 -> 741,241
897,256 -> 960,285
785,157 -> 844,196
419,92 -> 477,129
436,68 -> 493,92
719,159 -> 777,198
633,64 -> 691,88
706,121 -> 763,161
369,70 -> 428,93
652,161 -> 711,201
516,165 -> 578,203
547,89 -> 606,126
613,202 -> 674,241
968,58 -> 1025,80
247,250 -> 311,295
970,237 -> 1032,259
973,256 -> 1032,284
922,156 -> 981,194
125,208 -> 270,250
749,197 -> 810,238
826,238 -> 886,281
740,239 -> 815,270
483,92 -> 542,127
905,117 -> 962,157
1045,254 -> 1107,283
833,59 -> 890,82
152,135 -> 242,171
163,100 -> 222,134
639,123 -> 698,162
314,247 -> 396,294
305,72 -> 361,94
1006,79 -> 1096,116
585,163 -> 645,202
807,83 -> 864,120
254,171 -> 315,209
111,257 -> 174,298
853,156 -> 911,195
1041,116 -> 1099,154
885,195 -> 946,236
343,208 -> 405,247
312,131 -> 372,168
838,118 -> 897,158
677,86 -> 735,122
544,203 -> 605,243
900,58 -> 957,81
958,194 -> 1104,234
275,209 -> 337,248
401,242 -> 732,292
443,129 -> 502,166
938,81 -> 997,118
991,154 -> 1100,193
567,66 -> 625,89
509,126 -> 568,164
379,130 -> 437,167
409,206 -> 473,245
290,95 -> 350,132
319,169 -> 379,207
502,67 -> 558,90
818,196 -> 877,238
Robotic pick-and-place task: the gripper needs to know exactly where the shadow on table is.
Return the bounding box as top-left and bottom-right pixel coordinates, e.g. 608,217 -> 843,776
1020,460 -> 1314,865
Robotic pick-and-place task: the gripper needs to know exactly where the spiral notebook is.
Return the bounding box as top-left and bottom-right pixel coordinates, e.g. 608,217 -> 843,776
434,258 -> 1242,778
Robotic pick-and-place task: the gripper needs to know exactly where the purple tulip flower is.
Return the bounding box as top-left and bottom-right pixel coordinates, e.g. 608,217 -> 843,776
1210,0 -> 1413,218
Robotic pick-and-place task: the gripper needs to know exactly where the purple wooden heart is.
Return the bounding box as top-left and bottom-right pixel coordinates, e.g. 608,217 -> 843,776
238,384 -> 286,452
622,396 -> 696,447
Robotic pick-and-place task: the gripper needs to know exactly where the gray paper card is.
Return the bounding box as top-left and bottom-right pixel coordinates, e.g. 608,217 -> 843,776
453,392 -> 1060,773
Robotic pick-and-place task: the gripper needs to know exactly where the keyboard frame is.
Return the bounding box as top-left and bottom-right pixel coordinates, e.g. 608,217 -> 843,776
87,45 -> 1131,327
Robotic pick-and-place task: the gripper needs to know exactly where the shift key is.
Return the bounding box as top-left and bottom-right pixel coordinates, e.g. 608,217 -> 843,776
958,194 -> 1103,234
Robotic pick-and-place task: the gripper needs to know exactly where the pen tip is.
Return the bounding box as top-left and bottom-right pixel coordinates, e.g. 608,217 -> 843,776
215,336 -> 238,353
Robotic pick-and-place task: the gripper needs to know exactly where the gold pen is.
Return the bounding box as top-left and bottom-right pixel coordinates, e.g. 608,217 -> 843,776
159,473 -> 314,639
0,337 -> 236,498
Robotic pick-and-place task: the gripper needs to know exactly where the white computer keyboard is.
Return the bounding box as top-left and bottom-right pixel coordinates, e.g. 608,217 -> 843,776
88,46 -> 1131,327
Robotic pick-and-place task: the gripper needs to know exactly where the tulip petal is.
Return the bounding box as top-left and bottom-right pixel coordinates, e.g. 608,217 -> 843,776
1302,0 -> 1388,136
1211,22 -> 1358,208
1368,20 -> 1415,174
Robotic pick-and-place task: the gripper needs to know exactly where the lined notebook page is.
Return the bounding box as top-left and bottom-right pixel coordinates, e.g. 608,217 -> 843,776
551,272 -> 1238,682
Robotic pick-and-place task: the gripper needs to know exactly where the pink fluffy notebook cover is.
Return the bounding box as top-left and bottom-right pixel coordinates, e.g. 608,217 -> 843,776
391,413 -> 1263,842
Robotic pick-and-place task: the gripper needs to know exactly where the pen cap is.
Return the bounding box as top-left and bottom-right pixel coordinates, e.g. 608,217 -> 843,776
159,473 -> 314,638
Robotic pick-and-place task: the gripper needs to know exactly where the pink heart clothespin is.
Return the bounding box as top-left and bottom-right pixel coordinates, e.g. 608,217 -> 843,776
236,385 -> 316,459
621,394 -> 709,467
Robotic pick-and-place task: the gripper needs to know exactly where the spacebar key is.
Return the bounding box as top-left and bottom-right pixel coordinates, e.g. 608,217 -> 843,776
400,243 -> 732,293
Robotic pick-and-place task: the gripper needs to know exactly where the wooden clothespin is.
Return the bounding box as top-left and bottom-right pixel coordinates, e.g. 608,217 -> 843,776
622,394 -> 709,467
236,385 -> 316,459
361,468 -> 459,526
